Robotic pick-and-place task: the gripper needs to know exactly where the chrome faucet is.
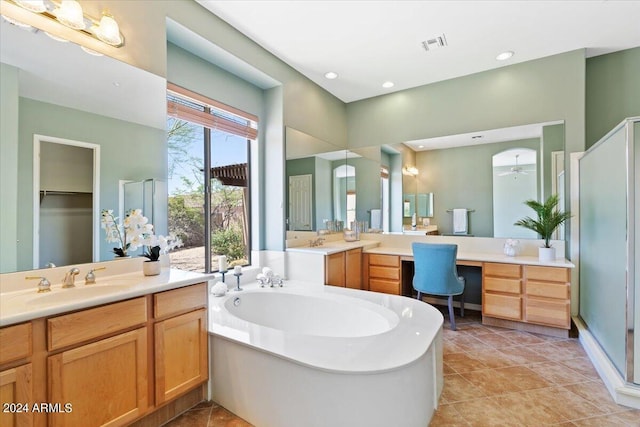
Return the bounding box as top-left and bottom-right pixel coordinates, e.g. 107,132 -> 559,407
62,268 -> 80,288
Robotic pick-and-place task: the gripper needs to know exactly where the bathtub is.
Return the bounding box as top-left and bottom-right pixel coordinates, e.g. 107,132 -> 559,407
208,281 -> 444,427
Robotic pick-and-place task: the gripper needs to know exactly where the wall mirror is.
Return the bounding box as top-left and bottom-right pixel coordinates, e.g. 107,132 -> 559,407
0,18 -> 166,273
400,120 -> 565,237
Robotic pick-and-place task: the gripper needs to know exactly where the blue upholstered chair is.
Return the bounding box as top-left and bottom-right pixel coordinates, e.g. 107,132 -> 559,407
412,242 -> 465,330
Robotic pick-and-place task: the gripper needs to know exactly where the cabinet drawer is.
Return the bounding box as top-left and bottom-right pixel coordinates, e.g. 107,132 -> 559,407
525,266 -> 569,282
0,322 -> 32,364
484,277 -> 521,294
483,294 -> 522,320
369,266 -> 400,281
526,280 -> 569,300
526,297 -> 570,328
48,297 -> 147,351
368,254 -> 400,267
484,263 -> 521,278
154,283 -> 206,319
369,278 -> 401,295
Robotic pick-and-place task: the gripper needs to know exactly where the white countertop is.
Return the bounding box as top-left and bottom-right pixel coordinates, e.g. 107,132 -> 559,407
285,239 -> 381,255
286,238 -> 574,268
0,268 -> 214,327
208,281 -> 443,373
365,246 -> 575,268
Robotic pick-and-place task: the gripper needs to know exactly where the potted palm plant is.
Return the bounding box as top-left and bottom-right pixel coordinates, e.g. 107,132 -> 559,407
514,194 -> 571,262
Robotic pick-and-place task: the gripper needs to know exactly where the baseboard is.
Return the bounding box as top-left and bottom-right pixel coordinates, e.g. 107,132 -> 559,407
574,316 -> 640,410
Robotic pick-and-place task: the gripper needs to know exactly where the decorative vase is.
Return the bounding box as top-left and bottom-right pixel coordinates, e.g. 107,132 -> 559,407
143,260 -> 161,276
538,247 -> 556,262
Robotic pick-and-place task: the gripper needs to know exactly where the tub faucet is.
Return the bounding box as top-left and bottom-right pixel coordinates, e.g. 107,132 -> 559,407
62,267 -> 80,288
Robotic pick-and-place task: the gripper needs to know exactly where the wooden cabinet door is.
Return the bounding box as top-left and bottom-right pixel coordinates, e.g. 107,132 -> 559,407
345,248 -> 362,289
154,309 -> 208,405
48,328 -> 148,427
325,252 -> 346,287
0,364 -> 33,427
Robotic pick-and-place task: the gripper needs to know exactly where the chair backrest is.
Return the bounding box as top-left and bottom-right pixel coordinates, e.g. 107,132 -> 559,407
411,242 -> 464,296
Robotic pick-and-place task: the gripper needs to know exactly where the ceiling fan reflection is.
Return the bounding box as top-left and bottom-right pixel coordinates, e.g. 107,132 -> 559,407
498,154 -> 535,177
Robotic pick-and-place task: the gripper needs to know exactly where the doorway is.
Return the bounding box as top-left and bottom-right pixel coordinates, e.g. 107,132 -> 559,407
33,135 -> 100,268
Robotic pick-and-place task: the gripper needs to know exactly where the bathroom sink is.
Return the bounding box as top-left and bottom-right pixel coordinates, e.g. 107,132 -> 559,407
23,285 -> 132,306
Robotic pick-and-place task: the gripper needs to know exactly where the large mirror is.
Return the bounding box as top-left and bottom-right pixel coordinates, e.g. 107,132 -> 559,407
285,121 -> 565,239
0,18 -> 167,273
407,121 -> 564,237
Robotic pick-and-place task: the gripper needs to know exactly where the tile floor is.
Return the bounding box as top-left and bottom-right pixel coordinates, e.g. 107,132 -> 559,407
165,309 -> 639,427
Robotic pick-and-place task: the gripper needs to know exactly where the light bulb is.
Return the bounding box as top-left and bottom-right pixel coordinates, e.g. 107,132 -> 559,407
14,0 -> 46,13
94,13 -> 122,46
55,0 -> 85,30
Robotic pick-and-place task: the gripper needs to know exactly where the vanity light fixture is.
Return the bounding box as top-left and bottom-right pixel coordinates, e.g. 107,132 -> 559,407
382,81 -> 394,88
496,50 -> 514,61
4,0 -> 125,47
324,71 -> 338,79
403,166 -> 419,176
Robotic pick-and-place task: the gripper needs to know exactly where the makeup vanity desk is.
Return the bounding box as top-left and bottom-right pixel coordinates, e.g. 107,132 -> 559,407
363,246 -> 575,337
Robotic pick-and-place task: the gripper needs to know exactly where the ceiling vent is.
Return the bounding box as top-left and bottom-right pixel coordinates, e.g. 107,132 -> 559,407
421,34 -> 447,52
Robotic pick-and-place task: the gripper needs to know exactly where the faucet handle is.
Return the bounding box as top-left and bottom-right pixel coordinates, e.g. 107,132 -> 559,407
26,276 -> 51,293
85,267 -> 106,285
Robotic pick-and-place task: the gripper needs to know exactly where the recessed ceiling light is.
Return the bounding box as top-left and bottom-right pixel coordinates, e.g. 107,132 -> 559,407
496,51 -> 514,61
324,71 -> 338,79
418,145 -> 425,149
382,81 -> 394,88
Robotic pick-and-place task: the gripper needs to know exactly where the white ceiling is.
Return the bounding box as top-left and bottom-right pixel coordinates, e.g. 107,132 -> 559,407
199,0 -> 640,103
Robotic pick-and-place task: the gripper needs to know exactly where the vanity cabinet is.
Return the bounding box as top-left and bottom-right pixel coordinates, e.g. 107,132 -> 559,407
153,284 -> 208,405
482,263 -> 523,321
366,254 -> 401,295
482,262 -> 571,333
325,248 -> 362,289
524,266 -> 571,328
0,322 -> 33,427
46,298 -> 149,427
0,282 -> 208,427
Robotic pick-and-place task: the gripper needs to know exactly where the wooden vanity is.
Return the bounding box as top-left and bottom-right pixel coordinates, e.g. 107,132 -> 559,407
0,272 -> 209,427
318,240 -> 574,337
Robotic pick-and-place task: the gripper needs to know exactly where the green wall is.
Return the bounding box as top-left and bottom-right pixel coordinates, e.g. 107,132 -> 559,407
16,98 -> 166,270
416,138 -> 540,237
0,63 -> 19,272
542,123 -> 565,199
586,47 -> 640,148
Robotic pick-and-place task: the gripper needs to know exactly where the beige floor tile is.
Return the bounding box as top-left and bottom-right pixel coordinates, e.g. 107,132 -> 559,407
525,386 -> 604,421
560,357 -> 601,380
209,406 -> 253,427
474,332 -> 520,349
496,330 -> 547,345
443,361 -> 457,375
441,373 -> 488,403
445,352 -> 490,373
430,404 -> 471,426
496,365 -> 552,391
460,368 -> 522,396
526,361 -> 591,385
563,380 -> 631,414
465,348 -> 519,369
452,397 -> 522,427
571,413 -> 639,427
444,339 -> 467,355
499,344 -> 552,365
492,391 -> 567,426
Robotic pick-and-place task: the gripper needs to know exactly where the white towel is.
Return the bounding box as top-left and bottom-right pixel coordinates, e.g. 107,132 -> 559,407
453,208 -> 468,234
370,209 -> 381,229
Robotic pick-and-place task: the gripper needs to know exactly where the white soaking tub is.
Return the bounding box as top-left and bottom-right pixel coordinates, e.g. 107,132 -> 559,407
208,281 -> 444,427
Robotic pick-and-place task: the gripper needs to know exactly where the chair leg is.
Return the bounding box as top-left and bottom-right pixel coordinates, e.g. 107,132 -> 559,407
460,293 -> 465,317
448,295 -> 456,331
416,291 -> 422,301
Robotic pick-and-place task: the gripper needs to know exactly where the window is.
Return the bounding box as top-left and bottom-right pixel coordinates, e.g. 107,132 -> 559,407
166,83 -> 256,273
